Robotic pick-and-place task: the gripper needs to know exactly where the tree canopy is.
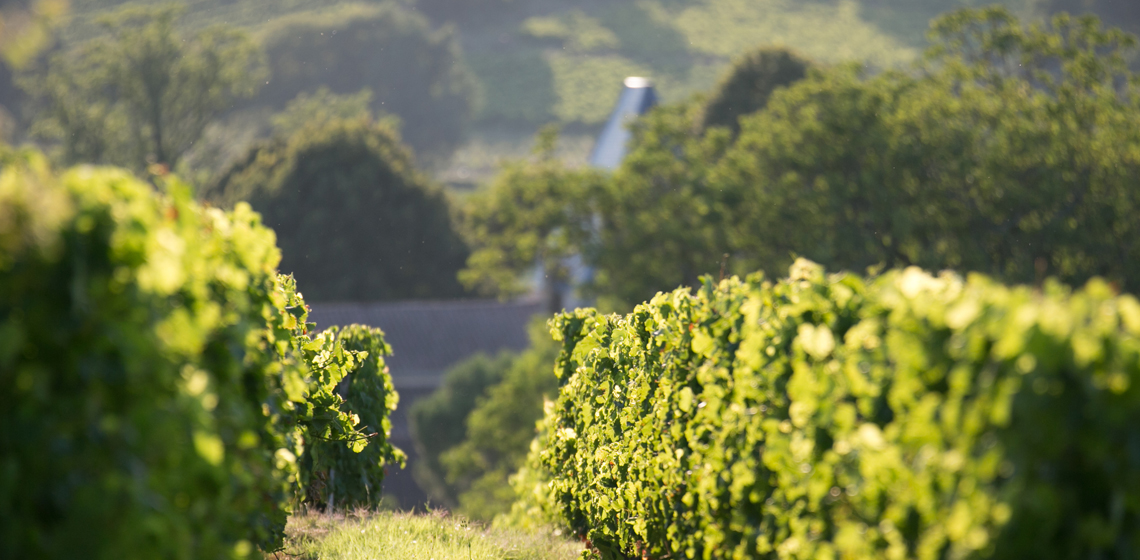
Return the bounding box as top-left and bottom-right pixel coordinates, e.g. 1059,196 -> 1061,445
206,117 -> 470,302
20,5 -> 265,171
701,46 -> 814,134
461,8 -> 1140,310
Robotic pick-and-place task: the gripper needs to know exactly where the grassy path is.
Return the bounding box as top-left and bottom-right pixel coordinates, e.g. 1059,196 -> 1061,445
275,511 -> 582,560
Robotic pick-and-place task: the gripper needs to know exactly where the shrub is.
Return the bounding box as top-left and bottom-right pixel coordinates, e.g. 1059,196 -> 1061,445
520,259 -> 1140,559
0,153 -> 295,558
300,323 -> 405,511
270,87 -> 376,138
206,118 -> 470,302
701,46 -> 813,135
258,3 -> 476,159
0,152 -> 401,558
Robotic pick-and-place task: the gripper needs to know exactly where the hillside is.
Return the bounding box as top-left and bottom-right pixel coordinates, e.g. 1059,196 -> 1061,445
54,0 -> 1040,184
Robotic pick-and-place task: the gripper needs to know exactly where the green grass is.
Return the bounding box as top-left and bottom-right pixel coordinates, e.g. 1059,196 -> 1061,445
275,511 -> 582,560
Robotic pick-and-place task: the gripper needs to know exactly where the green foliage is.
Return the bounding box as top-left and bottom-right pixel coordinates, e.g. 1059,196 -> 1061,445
411,320 -> 561,521
701,46 -> 813,134
0,152 -> 401,558
441,325 -> 561,520
300,324 -> 405,511
460,105 -> 735,311
459,128 -> 605,301
587,101 -> 737,311
0,0 -> 68,69
523,259 -> 1140,559
1041,0 -> 1140,36
271,87 -> 377,138
466,8 -> 1140,310
723,7 -> 1140,291
258,3 -> 476,159
206,118 -> 469,302
0,152 -> 292,558
20,4 -> 265,170
411,351 -> 514,507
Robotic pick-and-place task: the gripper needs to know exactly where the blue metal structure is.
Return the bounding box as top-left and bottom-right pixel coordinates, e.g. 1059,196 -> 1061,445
588,77 -> 658,170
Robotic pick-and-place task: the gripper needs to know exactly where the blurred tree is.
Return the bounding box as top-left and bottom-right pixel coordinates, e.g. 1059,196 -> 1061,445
0,0 -> 69,145
409,351 -> 513,507
258,3 -> 476,161
0,0 -> 68,70
458,125 -> 606,310
722,7 -> 1140,290
19,4 -> 265,170
590,101 -> 737,310
701,46 -> 814,135
462,8 -> 1140,307
271,86 -> 379,137
205,118 -> 470,301
1041,0 -> 1140,36
410,320 -> 560,520
461,108 -> 735,311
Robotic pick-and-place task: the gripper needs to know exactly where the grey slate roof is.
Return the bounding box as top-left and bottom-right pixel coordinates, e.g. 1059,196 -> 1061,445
307,298 -> 544,387
588,76 -> 659,170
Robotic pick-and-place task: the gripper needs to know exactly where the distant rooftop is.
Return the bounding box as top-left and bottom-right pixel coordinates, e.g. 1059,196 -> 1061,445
588,76 -> 658,170
308,298 -> 544,383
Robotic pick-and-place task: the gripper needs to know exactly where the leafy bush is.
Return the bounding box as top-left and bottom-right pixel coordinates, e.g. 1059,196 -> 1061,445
0,153 -> 291,558
300,323 -> 405,511
258,3 -> 476,159
521,259 -> 1140,559
0,152 -> 401,558
206,118 -> 470,302
701,46 -> 813,134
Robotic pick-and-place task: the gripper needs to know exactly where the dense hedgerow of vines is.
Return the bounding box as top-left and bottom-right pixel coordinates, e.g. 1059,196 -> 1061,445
300,323 -> 405,511
0,152 -> 400,559
518,260 -> 1140,559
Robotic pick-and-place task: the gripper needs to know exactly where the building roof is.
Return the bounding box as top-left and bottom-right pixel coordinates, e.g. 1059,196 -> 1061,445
588,76 -> 659,170
308,298 -> 544,385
